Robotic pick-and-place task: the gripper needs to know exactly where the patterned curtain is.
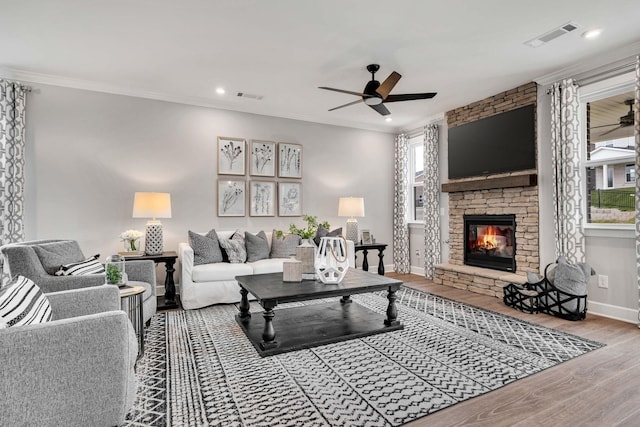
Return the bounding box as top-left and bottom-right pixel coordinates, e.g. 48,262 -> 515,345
0,80 -> 27,284
423,124 -> 440,279
634,56 -> 640,326
393,133 -> 410,274
550,79 -> 585,263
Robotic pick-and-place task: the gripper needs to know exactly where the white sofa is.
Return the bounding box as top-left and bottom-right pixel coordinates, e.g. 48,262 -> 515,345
179,230 -> 355,310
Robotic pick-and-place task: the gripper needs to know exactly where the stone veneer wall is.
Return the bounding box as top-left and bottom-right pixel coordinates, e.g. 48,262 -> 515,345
434,82 -> 539,298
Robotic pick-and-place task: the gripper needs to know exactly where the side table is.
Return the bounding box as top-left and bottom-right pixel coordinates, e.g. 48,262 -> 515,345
120,284 -> 146,358
354,243 -> 388,275
123,251 -> 179,310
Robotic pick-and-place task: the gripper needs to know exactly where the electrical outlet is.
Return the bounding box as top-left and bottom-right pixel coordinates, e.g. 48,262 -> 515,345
415,249 -> 420,257
598,275 -> 608,289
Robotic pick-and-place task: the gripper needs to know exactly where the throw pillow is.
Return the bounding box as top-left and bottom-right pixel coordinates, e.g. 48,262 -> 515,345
219,232 -> 247,263
0,276 -> 52,327
270,231 -> 301,258
245,231 -> 270,262
313,226 -> 343,246
32,240 -> 86,275
553,258 -> 591,312
55,254 -> 105,276
189,230 -> 224,265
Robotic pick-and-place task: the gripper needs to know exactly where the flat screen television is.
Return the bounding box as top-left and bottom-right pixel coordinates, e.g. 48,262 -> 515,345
448,104 -> 536,179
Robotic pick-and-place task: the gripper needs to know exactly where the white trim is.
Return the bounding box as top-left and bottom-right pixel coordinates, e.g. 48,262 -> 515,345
584,224 -> 635,239
410,266 -> 425,276
0,68 -> 395,133
401,113 -> 446,134
534,42 -> 640,85
587,300 -> 638,324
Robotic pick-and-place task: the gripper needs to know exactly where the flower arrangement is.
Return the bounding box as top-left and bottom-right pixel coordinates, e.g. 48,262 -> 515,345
278,214 -> 330,240
120,229 -> 144,252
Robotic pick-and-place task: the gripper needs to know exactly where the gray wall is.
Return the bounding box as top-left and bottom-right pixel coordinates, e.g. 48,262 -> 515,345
24,84 -> 395,281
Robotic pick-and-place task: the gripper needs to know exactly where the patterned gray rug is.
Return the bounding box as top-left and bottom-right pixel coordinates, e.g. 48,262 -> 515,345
124,286 -> 603,426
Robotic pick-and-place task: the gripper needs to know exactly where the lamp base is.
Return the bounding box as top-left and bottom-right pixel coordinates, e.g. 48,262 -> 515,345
145,221 -> 164,255
345,219 -> 358,243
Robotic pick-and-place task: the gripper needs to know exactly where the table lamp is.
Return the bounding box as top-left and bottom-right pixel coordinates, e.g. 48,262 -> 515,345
133,192 -> 172,255
338,196 -> 364,243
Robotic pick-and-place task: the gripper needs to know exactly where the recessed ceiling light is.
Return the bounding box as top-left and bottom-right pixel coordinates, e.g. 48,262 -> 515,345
216,87 -> 226,95
582,29 -> 602,39
385,117 -> 392,122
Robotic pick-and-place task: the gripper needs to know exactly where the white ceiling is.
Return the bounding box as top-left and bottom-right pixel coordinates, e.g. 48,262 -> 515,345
1,0 -> 640,132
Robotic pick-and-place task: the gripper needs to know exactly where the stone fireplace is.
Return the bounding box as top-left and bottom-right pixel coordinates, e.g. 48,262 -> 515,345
433,82 -> 539,298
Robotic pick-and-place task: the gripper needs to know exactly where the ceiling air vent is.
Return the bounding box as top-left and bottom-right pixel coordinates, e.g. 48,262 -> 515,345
524,22 -> 579,48
237,92 -> 264,100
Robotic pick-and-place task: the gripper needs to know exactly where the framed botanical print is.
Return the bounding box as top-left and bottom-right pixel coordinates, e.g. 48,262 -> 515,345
278,142 -> 302,178
218,136 -> 246,175
278,181 -> 302,216
217,179 -> 246,217
249,180 -> 276,217
249,140 -> 276,177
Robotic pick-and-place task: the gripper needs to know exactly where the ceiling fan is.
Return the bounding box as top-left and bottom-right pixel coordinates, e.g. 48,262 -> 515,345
319,64 -> 437,116
592,99 -> 635,137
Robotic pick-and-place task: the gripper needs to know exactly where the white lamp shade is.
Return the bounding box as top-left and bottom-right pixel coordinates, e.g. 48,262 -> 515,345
132,192 -> 172,219
338,197 -> 365,218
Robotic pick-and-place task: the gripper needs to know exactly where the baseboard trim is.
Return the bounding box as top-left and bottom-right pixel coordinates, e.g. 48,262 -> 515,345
410,266 -> 425,276
587,300 -> 638,324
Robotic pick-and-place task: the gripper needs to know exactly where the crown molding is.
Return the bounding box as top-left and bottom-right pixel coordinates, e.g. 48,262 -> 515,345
534,40 -> 640,86
0,67 -> 396,134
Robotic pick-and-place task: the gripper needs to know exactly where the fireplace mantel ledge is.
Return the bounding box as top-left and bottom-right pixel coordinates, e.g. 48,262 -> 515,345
441,173 -> 537,193
435,263 -> 527,285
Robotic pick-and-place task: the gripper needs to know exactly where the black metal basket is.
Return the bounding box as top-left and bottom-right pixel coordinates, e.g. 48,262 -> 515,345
504,263 -> 588,321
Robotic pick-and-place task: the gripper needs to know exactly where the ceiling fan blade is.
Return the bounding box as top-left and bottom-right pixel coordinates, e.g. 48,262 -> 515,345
368,103 -> 390,116
599,125 -> 623,137
376,71 -> 401,99
591,123 -> 619,129
328,99 -> 364,112
318,86 -> 370,97
384,93 -> 437,102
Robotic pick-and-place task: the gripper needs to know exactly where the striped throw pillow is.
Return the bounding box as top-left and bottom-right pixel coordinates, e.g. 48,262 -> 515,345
55,254 -> 105,276
0,276 -> 52,327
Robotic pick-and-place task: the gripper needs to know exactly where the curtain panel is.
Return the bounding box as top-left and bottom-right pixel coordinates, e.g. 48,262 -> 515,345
423,124 -> 440,279
0,79 -> 27,283
550,79 -> 585,264
393,133 -> 411,274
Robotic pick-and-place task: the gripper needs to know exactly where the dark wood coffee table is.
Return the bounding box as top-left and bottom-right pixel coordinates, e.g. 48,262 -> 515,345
235,269 -> 403,357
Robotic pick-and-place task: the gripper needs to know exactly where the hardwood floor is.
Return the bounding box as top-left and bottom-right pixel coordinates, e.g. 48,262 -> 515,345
390,273 -> 640,427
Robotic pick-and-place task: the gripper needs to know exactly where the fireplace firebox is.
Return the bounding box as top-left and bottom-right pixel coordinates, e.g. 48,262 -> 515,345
464,214 -> 516,272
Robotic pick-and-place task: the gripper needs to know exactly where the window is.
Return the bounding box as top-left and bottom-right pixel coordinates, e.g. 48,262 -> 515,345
625,164 -> 635,183
581,73 -> 635,225
408,135 -> 424,222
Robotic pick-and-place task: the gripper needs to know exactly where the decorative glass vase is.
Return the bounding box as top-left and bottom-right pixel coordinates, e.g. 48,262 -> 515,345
124,239 -> 140,252
314,237 -> 349,284
105,254 -> 126,286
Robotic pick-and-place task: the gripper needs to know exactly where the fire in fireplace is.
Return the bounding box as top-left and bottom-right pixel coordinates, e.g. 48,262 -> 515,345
464,214 -> 516,272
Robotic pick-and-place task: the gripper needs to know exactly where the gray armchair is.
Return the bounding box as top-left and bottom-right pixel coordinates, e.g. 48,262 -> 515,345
0,239 -> 157,323
0,285 -> 138,426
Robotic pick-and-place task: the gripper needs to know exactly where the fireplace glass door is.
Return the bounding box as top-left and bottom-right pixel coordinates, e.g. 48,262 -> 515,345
464,214 -> 516,272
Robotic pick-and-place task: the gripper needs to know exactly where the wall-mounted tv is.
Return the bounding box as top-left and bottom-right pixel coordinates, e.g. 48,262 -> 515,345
448,104 -> 536,179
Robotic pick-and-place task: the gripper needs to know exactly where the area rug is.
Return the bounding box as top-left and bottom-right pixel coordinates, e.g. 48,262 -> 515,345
124,286 -> 603,427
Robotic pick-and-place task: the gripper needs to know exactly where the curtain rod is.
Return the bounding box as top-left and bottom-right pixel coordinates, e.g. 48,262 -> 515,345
575,60 -> 637,86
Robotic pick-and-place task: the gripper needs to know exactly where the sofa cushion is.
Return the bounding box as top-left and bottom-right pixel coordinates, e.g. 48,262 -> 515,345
249,258 -> 288,275
245,231 -> 270,262
55,254 -> 105,276
313,226 -> 343,246
189,230 -> 224,265
192,262 -> 253,282
219,232 -> 247,263
270,231 -> 301,258
32,240 -> 86,275
0,276 -> 52,327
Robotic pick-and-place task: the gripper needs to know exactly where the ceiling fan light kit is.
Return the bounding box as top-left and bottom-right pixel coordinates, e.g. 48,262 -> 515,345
319,64 -> 437,116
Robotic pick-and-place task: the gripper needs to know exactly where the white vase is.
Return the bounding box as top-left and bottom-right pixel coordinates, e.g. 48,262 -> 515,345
314,236 -> 349,284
